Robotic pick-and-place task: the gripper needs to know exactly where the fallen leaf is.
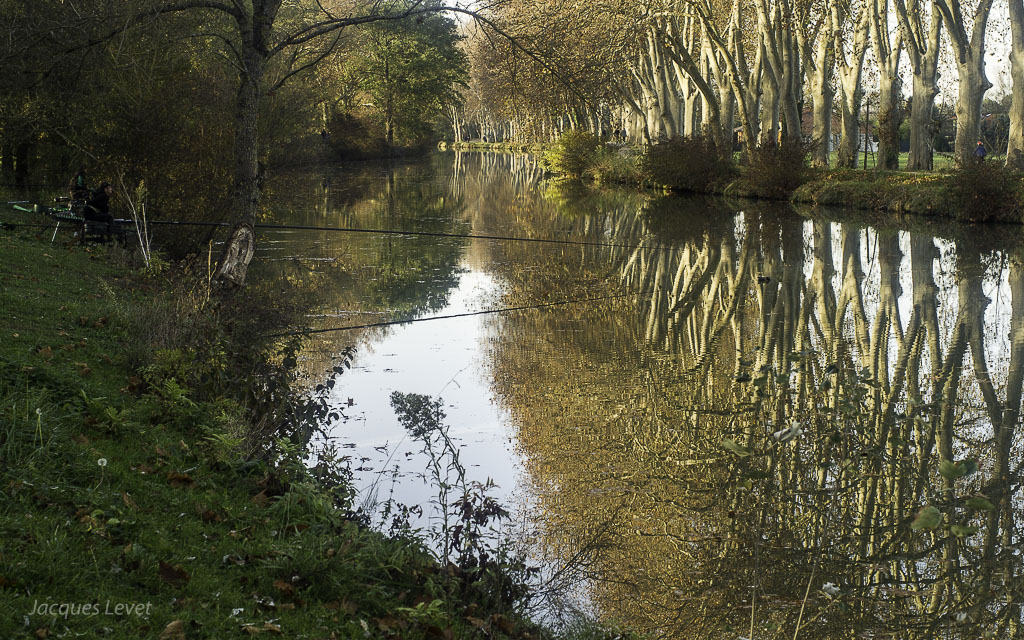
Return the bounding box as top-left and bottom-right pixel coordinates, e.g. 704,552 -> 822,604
158,561 -> 190,586
240,622 -> 283,635
167,473 -> 195,489
273,580 -> 295,596
159,620 -> 186,640
197,507 -> 220,522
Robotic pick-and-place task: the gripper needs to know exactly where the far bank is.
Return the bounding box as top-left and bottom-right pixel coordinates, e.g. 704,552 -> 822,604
442,136 -> 1024,224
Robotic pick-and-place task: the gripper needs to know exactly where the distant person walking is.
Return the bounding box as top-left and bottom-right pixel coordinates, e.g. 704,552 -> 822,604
68,167 -> 89,200
975,140 -> 987,161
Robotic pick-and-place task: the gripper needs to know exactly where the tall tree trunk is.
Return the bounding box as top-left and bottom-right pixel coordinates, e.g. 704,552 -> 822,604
779,30 -> 802,143
14,141 -> 30,190
876,71 -> 903,170
953,61 -> 991,164
934,0 -> 995,165
231,1 -> 281,226
895,0 -> 942,170
835,5 -> 870,168
1008,0 -> 1024,169
837,72 -> 863,168
907,68 -> 939,170
759,53 -> 781,146
803,26 -> 834,167
871,0 -> 904,170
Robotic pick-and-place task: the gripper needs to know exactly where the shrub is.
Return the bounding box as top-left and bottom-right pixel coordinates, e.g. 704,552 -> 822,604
543,129 -> 601,177
742,138 -> 813,199
642,135 -> 736,192
944,160 -> 1024,223
587,145 -> 644,184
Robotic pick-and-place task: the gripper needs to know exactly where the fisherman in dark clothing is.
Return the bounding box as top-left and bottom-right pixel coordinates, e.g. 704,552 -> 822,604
85,182 -> 115,224
68,167 -> 89,201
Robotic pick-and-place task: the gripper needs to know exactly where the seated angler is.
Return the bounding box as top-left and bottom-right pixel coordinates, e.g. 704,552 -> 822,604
85,182 -> 115,224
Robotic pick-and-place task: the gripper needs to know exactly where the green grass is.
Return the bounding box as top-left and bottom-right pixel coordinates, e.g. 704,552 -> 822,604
0,231 -> 576,640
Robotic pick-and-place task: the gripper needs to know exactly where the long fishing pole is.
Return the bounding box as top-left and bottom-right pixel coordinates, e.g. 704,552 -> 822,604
145,219 -> 673,252
3,212 -> 672,255
267,289 -> 644,338
7,204 -> 675,253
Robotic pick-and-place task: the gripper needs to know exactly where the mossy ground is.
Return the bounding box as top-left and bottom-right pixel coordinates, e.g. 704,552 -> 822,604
0,231 -> 590,640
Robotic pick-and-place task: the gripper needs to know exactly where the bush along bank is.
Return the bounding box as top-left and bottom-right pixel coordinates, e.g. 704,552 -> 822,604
538,131 -> 1024,223
0,232 -> 633,640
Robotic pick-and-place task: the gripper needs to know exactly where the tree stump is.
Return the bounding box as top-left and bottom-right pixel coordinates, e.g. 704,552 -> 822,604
213,221 -> 256,287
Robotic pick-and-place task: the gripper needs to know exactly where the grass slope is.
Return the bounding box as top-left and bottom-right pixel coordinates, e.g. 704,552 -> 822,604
0,232 -> 561,640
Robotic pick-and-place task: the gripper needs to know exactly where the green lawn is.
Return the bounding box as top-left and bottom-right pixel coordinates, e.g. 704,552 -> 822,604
0,231 -> 563,640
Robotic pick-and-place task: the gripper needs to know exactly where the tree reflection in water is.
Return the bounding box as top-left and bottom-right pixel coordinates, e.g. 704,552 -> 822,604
486,173 -> 1024,638
262,153 -> 1023,637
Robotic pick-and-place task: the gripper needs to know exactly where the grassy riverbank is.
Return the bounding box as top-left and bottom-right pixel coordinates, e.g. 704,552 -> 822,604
450,137 -> 1024,223
0,232 -> 620,640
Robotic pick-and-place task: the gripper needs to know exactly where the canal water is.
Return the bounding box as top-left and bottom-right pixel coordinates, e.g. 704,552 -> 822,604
260,152 -> 1024,638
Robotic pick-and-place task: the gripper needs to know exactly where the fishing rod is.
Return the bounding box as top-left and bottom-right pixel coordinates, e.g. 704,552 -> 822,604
145,219 -> 673,253
9,196 -> 674,253
266,289 -> 645,338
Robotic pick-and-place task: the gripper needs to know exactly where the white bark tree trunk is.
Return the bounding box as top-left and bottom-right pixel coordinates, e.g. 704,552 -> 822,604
1008,0 -> 1024,168
934,0 -> 995,165
799,12 -> 835,166
870,0 -> 904,170
835,4 -> 870,168
894,0 -> 942,170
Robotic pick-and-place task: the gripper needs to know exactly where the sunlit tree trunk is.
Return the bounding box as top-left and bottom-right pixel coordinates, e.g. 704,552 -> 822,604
934,0 -> 995,165
802,24 -> 834,166
894,0 -> 942,170
870,0 -> 904,170
1008,0 -> 1024,168
835,5 -> 870,168
759,59 -> 781,145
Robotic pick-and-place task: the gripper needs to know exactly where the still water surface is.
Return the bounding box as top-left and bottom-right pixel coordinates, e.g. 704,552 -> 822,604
260,152 -> 1024,639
